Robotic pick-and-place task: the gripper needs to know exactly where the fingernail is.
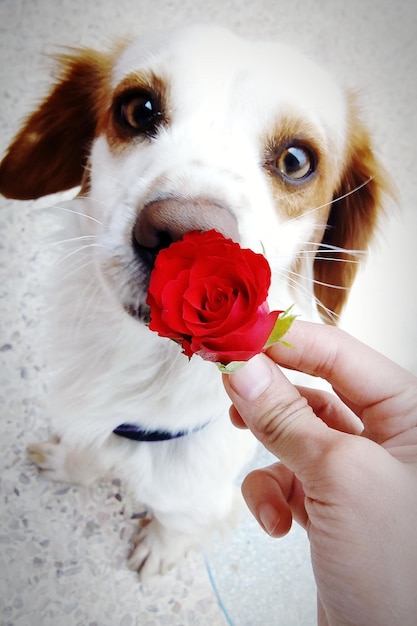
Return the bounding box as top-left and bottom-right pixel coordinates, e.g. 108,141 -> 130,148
229,354 -> 272,401
259,503 -> 280,536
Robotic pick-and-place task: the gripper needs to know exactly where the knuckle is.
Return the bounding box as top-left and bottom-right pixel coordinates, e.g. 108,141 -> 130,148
256,395 -> 312,450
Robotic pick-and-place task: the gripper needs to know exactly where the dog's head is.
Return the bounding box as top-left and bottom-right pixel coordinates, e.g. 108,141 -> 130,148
0,25 -> 388,323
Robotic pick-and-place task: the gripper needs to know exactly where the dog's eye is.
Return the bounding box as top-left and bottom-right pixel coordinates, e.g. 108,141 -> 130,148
116,90 -> 162,135
277,145 -> 314,181
267,144 -> 316,184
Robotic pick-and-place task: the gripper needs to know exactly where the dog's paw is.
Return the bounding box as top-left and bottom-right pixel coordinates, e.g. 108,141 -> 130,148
27,437 -> 98,486
128,518 -> 196,581
27,438 -> 72,482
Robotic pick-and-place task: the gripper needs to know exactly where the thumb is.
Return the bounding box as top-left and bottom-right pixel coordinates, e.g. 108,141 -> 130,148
223,353 -> 340,477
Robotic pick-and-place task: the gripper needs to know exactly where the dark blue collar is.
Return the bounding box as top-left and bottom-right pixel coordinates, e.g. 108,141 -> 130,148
113,421 -> 209,442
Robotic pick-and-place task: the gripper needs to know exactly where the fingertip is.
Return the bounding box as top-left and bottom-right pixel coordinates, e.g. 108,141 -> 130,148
258,503 -> 282,537
229,405 -> 247,429
225,353 -> 273,401
242,470 -> 293,538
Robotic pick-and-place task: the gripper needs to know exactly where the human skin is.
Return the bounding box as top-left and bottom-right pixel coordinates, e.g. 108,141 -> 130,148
223,321 -> 417,626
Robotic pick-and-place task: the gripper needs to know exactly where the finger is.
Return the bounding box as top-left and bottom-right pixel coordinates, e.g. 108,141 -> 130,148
229,404 -> 247,429
242,463 -> 308,536
295,386 -> 363,435
230,383 -> 362,436
266,321 -> 417,442
223,353 -> 342,477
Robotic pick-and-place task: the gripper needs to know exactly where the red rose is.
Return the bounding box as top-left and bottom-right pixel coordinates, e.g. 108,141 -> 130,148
146,230 -> 281,366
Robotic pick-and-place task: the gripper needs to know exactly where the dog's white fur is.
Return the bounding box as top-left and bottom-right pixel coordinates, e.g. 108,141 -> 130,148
0,25 -> 386,579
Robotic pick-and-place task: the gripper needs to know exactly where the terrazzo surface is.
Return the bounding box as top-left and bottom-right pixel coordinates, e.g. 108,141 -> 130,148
1,1 -> 417,625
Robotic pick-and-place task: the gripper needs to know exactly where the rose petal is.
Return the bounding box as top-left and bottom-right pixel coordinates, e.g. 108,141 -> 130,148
185,290 -> 251,337
148,271 -> 191,336
192,308 -> 279,364
183,277 -> 236,322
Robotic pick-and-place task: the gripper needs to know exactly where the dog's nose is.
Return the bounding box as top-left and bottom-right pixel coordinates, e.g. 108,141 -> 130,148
133,198 -> 239,266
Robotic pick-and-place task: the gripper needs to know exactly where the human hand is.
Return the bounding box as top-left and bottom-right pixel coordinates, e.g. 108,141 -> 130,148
222,321 -> 417,626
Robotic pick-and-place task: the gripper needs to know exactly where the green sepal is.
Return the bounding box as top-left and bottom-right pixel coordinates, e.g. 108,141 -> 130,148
263,305 -> 297,349
279,340 -> 295,349
217,361 -> 247,374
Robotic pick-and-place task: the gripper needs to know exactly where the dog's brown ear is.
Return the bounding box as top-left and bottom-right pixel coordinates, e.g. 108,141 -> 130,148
313,96 -> 392,324
0,48 -> 112,200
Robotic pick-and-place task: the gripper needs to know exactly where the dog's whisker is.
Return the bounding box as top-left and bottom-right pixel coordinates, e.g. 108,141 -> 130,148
271,266 -> 341,323
332,176 -> 375,205
314,256 -> 360,264
274,250 -> 361,264
50,203 -> 104,225
268,246 -> 363,267
58,257 -> 98,283
286,267 -> 350,291
296,252 -> 361,264
55,243 -> 104,266
286,176 -> 375,225
296,241 -> 367,256
287,273 -> 341,323
41,235 -> 98,250
49,246 -> 102,284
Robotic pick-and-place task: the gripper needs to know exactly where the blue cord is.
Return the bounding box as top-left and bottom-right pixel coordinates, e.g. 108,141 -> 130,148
204,555 -> 235,626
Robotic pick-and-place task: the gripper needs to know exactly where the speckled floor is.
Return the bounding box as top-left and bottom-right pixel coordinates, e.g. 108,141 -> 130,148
1,1 -> 416,625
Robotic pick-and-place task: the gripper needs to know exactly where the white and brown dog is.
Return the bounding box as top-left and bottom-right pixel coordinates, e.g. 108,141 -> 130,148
0,25 -> 387,579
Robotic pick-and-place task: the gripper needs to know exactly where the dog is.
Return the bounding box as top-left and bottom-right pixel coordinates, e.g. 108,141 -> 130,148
0,25 -> 387,580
